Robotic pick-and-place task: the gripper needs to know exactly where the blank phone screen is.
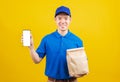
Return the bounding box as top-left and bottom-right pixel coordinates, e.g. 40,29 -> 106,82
23,30 -> 30,46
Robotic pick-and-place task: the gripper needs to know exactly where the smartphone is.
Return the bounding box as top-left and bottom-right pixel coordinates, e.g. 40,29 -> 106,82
23,30 -> 30,46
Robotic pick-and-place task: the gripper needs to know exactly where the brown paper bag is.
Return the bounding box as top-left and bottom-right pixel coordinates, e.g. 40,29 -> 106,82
66,47 -> 89,78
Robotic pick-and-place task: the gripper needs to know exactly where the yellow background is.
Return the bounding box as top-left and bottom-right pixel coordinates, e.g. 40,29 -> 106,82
0,0 -> 119,82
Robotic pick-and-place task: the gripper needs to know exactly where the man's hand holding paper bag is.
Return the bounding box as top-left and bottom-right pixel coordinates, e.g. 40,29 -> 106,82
67,47 -> 89,78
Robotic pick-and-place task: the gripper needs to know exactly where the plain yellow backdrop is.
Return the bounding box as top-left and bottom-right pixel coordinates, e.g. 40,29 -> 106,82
0,0 -> 119,82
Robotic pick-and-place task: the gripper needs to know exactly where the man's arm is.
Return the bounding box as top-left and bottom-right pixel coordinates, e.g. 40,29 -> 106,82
22,33 -> 42,64
29,47 -> 42,64
28,34 -> 42,64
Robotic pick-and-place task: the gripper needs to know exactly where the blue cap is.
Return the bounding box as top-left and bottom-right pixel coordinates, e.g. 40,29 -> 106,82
55,6 -> 71,17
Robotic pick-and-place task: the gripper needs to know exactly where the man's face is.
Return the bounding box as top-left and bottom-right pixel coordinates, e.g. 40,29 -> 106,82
55,13 -> 71,31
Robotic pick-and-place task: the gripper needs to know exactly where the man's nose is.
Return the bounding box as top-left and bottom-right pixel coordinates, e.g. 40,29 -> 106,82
61,19 -> 65,23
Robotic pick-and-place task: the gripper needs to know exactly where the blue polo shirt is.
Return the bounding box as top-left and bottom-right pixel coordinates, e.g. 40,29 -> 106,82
36,30 -> 83,79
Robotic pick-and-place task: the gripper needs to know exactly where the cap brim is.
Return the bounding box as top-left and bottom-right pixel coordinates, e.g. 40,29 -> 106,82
55,12 -> 70,17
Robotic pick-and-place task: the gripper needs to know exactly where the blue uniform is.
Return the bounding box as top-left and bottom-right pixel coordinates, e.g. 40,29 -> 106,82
36,30 -> 83,79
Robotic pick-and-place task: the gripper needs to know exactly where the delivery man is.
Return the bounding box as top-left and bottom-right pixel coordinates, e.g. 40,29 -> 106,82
22,6 -> 86,82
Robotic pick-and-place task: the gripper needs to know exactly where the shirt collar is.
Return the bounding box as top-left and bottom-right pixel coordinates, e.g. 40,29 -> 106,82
54,30 -> 71,38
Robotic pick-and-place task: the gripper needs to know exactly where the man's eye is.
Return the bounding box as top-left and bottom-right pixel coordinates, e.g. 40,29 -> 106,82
58,17 -> 61,20
65,17 -> 68,20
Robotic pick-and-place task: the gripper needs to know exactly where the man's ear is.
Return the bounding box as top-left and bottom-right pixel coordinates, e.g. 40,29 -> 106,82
70,17 -> 72,22
54,17 -> 57,21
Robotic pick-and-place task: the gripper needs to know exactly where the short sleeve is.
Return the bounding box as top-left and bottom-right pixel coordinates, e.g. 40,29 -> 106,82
36,37 -> 46,58
77,38 -> 83,47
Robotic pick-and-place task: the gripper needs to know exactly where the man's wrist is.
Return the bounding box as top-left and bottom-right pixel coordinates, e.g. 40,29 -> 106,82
29,46 -> 35,50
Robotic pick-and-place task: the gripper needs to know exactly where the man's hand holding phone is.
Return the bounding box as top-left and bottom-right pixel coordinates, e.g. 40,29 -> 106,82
21,30 -> 34,49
